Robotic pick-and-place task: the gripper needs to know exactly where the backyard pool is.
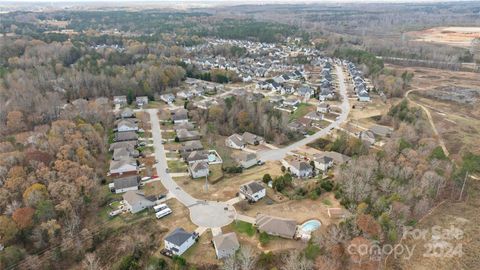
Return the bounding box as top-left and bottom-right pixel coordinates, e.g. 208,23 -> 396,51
300,219 -> 321,233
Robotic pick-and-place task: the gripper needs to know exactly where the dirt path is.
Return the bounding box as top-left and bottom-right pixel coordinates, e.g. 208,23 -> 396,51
405,88 -> 451,158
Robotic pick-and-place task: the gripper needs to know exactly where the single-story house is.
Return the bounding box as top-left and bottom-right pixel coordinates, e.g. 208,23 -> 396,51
242,132 -> 264,145
369,125 -> 393,138
313,155 -> 334,171
212,233 -> 240,259
304,111 -> 324,121
188,160 -> 209,179
113,95 -> 127,105
225,134 -> 245,149
117,119 -> 138,132
179,140 -> 204,154
172,108 -> 189,124
110,175 -> 139,194
109,158 -> 137,176
164,228 -> 197,256
287,121 -> 307,134
240,181 -> 266,202
185,150 -> 209,164
234,152 -> 258,169
173,122 -> 195,131
113,147 -> 139,161
283,98 -> 300,107
109,141 -> 137,152
287,159 -> 313,178
255,214 -> 297,239
114,131 -> 138,142
359,130 -> 375,145
123,191 -> 156,213
136,96 -> 149,107
176,129 -> 201,142
119,108 -> 134,119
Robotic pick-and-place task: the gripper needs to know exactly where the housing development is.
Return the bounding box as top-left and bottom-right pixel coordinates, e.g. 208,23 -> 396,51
0,1 -> 479,270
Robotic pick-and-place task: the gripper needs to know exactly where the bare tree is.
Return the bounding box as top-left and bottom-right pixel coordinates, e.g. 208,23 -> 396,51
237,245 -> 257,270
282,250 -> 313,270
83,253 -> 102,270
222,254 -> 238,270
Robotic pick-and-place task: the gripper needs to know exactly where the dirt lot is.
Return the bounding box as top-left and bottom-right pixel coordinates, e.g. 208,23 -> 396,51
407,26 -> 480,48
175,160 -> 283,201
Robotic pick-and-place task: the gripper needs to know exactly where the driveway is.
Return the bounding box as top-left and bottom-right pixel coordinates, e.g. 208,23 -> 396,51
147,109 -> 235,228
258,64 -> 351,161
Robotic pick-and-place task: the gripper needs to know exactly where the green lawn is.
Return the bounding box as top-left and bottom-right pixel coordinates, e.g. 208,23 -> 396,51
290,103 -> 314,121
233,220 -> 256,237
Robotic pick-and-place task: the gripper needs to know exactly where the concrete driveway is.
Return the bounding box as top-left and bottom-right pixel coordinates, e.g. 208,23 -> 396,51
258,64 -> 351,161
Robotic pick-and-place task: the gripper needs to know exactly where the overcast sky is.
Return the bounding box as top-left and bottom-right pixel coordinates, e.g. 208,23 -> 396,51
1,0 -> 469,3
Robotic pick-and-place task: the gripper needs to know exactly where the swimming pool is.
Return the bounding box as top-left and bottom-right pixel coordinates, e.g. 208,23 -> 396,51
300,219 -> 321,233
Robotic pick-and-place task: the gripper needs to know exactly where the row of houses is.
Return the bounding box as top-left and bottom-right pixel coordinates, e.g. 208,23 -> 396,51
346,61 -> 371,102
113,95 -> 149,108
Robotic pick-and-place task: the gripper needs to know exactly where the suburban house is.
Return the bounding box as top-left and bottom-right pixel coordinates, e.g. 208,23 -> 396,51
225,133 -> 245,149
113,95 -> 127,105
110,175 -> 139,194
283,97 -> 300,107
164,228 -> 197,256
358,90 -> 371,102
112,147 -> 139,161
317,102 -> 330,113
212,233 -> 240,259
109,158 -> 137,176
242,132 -> 264,145
287,121 -> 307,135
119,108 -> 134,119
122,191 -> 156,213
185,150 -> 209,164
114,131 -> 138,142
313,154 -> 334,171
255,214 -> 297,239
188,160 -> 209,179
239,181 -> 266,202
176,129 -> 201,142
287,159 -> 313,178
179,140 -> 204,155
172,108 -> 189,124
234,152 -> 258,169
174,122 -> 195,131
109,141 -> 137,152
117,119 -> 138,132
160,93 -> 175,104
304,111 -> 324,121
135,96 -> 149,107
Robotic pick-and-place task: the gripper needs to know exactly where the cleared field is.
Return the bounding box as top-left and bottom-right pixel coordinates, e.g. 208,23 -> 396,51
407,26 -> 480,48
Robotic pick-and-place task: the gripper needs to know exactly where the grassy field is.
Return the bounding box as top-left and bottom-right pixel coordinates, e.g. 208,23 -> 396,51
290,103 -> 315,121
167,160 -> 188,173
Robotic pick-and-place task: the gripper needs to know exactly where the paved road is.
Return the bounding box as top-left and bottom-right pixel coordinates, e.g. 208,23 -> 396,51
147,109 -> 236,228
258,64 -> 351,161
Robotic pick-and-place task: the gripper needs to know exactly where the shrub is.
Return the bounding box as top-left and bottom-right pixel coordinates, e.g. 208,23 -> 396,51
320,180 -> 334,192
259,232 -> 271,246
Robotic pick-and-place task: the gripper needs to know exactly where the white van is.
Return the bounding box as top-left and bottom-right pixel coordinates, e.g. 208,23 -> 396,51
155,208 -> 172,219
153,203 -> 168,213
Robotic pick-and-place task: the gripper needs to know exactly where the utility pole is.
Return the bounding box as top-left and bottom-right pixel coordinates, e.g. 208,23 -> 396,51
459,171 -> 468,201
204,173 -> 208,193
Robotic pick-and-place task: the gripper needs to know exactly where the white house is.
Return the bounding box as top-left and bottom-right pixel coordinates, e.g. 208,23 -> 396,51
317,102 -> 330,113
240,181 -> 266,202
358,91 -> 371,102
164,228 -> 197,256
225,134 -> 245,149
304,111 -> 324,121
122,191 -> 156,213
234,152 -> 258,169
313,155 -> 334,171
135,96 -> 149,107
212,233 -> 240,259
113,95 -> 127,105
188,161 -> 209,179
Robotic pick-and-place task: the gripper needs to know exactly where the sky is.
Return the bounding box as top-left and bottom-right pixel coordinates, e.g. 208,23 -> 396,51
0,0 -> 470,3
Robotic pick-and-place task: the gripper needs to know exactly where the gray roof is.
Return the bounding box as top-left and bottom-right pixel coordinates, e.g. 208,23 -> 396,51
165,228 -> 194,246
227,134 -> 245,146
109,158 -> 137,171
180,140 -> 204,152
115,131 -> 138,142
190,160 -> 209,172
212,232 -> 239,254
314,155 -> 334,164
256,214 -> 297,239
240,181 -> 265,195
186,150 -> 209,162
290,160 -> 313,172
114,175 -> 139,190
122,190 -> 155,205
109,141 -> 137,151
